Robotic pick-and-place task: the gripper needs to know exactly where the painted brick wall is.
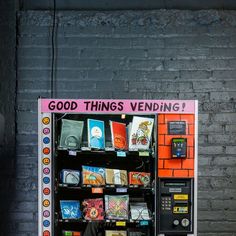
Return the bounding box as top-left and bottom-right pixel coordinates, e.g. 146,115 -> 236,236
0,0 -> 16,234
15,10 -> 236,235
158,114 -> 195,178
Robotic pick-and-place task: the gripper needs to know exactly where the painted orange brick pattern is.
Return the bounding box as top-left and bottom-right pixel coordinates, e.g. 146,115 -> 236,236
158,114 -> 195,178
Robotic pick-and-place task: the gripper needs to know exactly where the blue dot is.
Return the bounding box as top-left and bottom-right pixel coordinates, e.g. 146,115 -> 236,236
43,137 -> 50,144
43,177 -> 50,184
43,220 -> 50,227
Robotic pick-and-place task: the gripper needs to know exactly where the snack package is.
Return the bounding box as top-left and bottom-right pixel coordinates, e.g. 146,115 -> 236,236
130,202 -> 150,220
60,200 -> 81,219
82,198 -> 104,220
105,168 -> 128,186
82,166 -> 105,186
129,172 -> 150,186
105,195 -> 129,220
60,169 -> 80,185
110,121 -> 128,150
59,119 -> 84,150
87,119 -> 105,149
129,116 -> 154,150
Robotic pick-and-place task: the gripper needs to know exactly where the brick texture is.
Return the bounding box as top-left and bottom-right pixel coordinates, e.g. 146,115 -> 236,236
14,9 -> 236,235
158,114 -> 195,178
0,0 -> 16,234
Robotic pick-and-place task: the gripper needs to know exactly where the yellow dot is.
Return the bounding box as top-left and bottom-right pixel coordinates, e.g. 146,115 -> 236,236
43,199 -> 50,207
42,117 -> 50,125
42,158 -> 50,165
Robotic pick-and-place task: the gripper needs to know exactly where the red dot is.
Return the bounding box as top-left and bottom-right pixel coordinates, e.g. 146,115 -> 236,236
43,148 -> 50,155
43,188 -> 50,195
43,230 -> 50,236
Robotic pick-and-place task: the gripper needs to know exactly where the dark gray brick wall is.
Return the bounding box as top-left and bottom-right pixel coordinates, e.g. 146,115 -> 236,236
16,10 -> 236,235
0,0 -> 16,234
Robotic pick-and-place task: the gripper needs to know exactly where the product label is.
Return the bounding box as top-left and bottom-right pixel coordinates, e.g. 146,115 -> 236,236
173,206 -> 188,214
116,221 -> 126,226
174,194 -> 188,200
91,188 -> 103,194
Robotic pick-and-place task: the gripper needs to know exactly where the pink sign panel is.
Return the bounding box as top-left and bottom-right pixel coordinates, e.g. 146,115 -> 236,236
40,99 -> 195,114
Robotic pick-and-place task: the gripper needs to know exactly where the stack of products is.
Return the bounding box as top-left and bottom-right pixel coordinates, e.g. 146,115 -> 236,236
58,116 -> 154,151
59,167 -> 151,187
82,198 -> 104,220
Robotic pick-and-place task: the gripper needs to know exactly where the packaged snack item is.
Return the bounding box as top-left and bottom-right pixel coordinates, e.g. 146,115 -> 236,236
105,195 -> 129,220
105,168 -> 128,186
82,198 -> 104,220
60,200 -> 81,219
82,166 -> 105,186
129,172 -> 150,186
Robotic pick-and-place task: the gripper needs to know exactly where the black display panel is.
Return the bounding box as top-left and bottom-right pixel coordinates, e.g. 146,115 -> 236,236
158,178 -> 194,235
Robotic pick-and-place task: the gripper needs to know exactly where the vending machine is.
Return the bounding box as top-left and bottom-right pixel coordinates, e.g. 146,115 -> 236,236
38,99 -> 198,236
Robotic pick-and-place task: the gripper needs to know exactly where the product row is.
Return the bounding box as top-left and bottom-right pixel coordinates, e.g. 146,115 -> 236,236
60,195 -> 151,221
62,229 -> 147,236
59,116 -> 154,151
60,166 -> 151,187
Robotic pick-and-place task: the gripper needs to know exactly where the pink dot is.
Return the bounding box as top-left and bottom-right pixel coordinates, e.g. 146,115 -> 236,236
43,210 -> 50,217
43,128 -> 50,135
43,168 -> 50,175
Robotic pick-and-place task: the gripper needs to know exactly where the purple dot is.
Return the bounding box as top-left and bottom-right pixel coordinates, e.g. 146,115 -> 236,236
43,168 -> 50,175
43,128 -> 50,135
43,210 -> 50,218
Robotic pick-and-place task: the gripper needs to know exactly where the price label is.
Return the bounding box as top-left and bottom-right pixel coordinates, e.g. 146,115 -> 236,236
116,221 -> 126,226
139,151 -> 149,157
105,147 -> 115,151
116,188 -> 127,193
81,147 -> 91,151
140,220 -> 149,226
92,188 -> 103,194
68,150 -> 77,156
117,151 -> 126,157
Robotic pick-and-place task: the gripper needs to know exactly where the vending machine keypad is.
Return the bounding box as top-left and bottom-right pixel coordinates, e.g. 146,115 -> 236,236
161,196 -> 171,211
